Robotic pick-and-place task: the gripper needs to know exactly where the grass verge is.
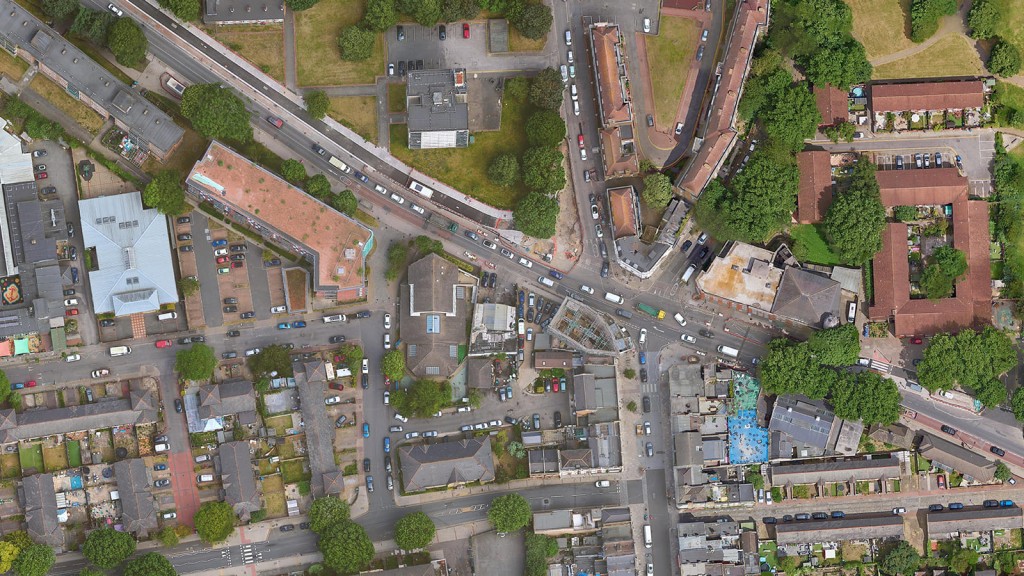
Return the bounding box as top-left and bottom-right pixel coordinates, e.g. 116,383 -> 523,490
389,85 -> 532,209
790,224 -> 840,265
211,25 -> 286,83
509,28 -> 547,52
992,0 -> 1024,61
328,96 -> 377,143
872,34 -> 985,80
294,0 -> 385,86
0,50 -> 28,82
28,75 -> 106,135
388,84 -> 406,113
847,0 -> 916,59
645,16 -> 699,129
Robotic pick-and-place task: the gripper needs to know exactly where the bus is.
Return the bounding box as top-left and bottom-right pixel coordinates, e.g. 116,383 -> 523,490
328,156 -> 352,174
409,180 -> 435,198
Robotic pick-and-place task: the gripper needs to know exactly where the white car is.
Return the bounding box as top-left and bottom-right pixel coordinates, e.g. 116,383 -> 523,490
646,563 -> 654,576
595,225 -> 603,238
324,396 -> 341,405
569,64 -> 576,79
674,313 -> 687,327
488,419 -> 502,427
643,18 -> 651,33
91,369 -> 110,378
591,205 -> 599,220
567,50 -> 574,64
580,285 -> 595,295
639,328 -> 647,344
65,353 -> 81,362
411,204 -> 426,214
474,422 -> 488,430
595,480 -> 611,488
383,391 -> 390,405
245,348 -> 261,356
107,2 -> 123,16
384,313 -> 391,330
580,147 -> 587,161
395,413 -> 409,423
565,30 -> 572,45
571,84 -> 578,101
518,257 -> 533,269
405,431 -> 420,439
362,358 -> 369,374
681,334 -> 697,344
384,334 -> 391,349
270,305 -> 286,313
573,101 -> 580,116
64,298 -> 78,306
457,406 -> 472,412
374,184 -> 387,195
389,193 -> 405,205
214,248 -> 228,257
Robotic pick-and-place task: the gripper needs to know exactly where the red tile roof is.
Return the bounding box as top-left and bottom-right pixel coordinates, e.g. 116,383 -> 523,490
187,142 -> 372,299
875,168 -> 967,206
591,24 -> 631,127
678,0 -> 769,197
796,151 -> 833,223
814,84 -> 848,126
608,186 -> 638,239
600,127 -> 640,178
870,80 -> 985,112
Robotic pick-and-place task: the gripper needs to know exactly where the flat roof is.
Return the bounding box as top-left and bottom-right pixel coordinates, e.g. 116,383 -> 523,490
186,141 -> 373,296
697,242 -> 780,311
406,69 -> 469,148
0,0 -> 184,154
202,0 -> 284,23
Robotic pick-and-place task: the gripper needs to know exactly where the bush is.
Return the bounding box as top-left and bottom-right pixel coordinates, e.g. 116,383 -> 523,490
909,0 -> 957,42
988,39 -> 1022,77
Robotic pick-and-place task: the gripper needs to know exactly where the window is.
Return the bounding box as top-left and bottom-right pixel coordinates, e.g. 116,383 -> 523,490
408,344 -> 417,356
449,345 -> 457,358
426,315 -> 440,334
425,367 -> 440,375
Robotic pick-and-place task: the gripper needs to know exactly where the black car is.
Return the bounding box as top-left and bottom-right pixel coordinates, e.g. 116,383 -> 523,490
526,308 -> 535,322
177,233 -> 191,241
227,330 -> 241,337
313,144 -> 327,156
699,329 -> 714,338
600,261 -> 609,278
782,515 -> 794,522
397,60 -> 407,76
985,499 -> 1000,508
100,319 -> 115,327
67,223 -> 75,238
177,337 -> 192,345
299,522 -> 311,530
949,502 -> 964,510
355,311 -> 371,319
991,445 -> 1007,457
179,245 -> 194,253
811,512 -> 828,520
940,425 -> 957,435
830,511 -> 845,519
63,289 -> 75,296
279,525 -> 295,532
265,258 -> 282,267
224,297 -> 238,305
553,411 -> 562,427
697,246 -> 709,260
384,455 -> 392,473
230,244 -> 247,253
640,368 -> 648,382
240,312 -> 255,319
230,254 -> 245,262
646,114 -> 654,127
794,513 -> 810,520
177,216 -> 191,224
505,416 -> 519,426
465,230 -> 480,241
40,186 -> 56,195
928,504 -> 944,512
488,272 -> 497,288
642,395 -> 651,413
361,373 -> 369,389
222,351 -> 238,359
329,335 -> 346,344
174,398 -> 183,413
407,60 -> 415,74
363,458 -> 371,473
681,240 -> 693,253
439,25 -> 446,40
763,517 -> 777,525
354,171 -> 369,183
396,25 -> 405,41
415,59 -> 423,70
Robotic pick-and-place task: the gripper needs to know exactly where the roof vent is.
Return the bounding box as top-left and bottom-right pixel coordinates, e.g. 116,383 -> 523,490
73,57 -> 78,63
60,48 -> 66,55
246,5 -> 251,11
155,119 -> 161,124
143,108 -> 148,115
229,6 -> 233,11
263,5 -> 267,10
105,81 -> 110,86
22,20 -> 27,26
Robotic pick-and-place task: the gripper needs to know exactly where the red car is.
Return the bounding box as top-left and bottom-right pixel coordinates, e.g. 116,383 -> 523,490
266,116 -> 284,129
384,376 -> 391,389
551,377 -> 559,393
463,23 -> 470,38
231,261 -> 244,269
26,381 -> 36,388
35,172 -> 47,180
937,474 -> 946,489
911,336 -> 923,345
216,256 -> 229,264
578,134 -> 585,149
65,308 -> 78,316
155,340 -> 172,348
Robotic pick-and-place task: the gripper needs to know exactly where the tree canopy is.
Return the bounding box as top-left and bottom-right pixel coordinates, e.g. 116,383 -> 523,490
123,553 -> 176,576
106,17 -> 148,67
143,170 -> 186,215
337,26 -> 375,61
967,0 -> 997,38
83,528 -> 137,569
514,191 -> 559,238
528,68 -> 565,110
390,380 -> 452,418
159,0 -> 200,21
879,541 -> 921,575
488,493 -> 531,533
988,39 -> 1022,77
13,544 -> 54,576
761,82 -> 821,152
306,174 -> 332,199
247,344 -> 294,379
641,173 -> 674,208
525,533 -> 559,576
521,147 -> 565,194
319,521 -> 374,573
70,8 -> 116,44
3,532 -> 31,552
304,90 -> 330,120
758,339 -> 835,399
381,350 -> 406,381
362,0 -> 397,31
281,159 -> 308,184
1012,387 -> 1024,422
284,0 -> 318,10
509,1 -> 553,40
488,153 -> 520,187
175,343 -> 218,381
309,496 -> 351,534
440,0 -> 478,22
909,0 -> 957,42
765,0 -> 871,88
996,460 -> 1012,482
921,246 -> 967,299
181,84 -> 253,143
0,541 -> 20,574
393,512 -> 436,550
525,110 -> 566,147
829,371 -> 901,425
194,501 -> 236,544
916,327 -> 1015,407
331,190 -> 358,216
807,323 -> 860,366
822,160 -> 886,264
42,0 -> 78,20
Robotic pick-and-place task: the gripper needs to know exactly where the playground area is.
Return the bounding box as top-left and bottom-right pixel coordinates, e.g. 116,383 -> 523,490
727,374 -> 769,464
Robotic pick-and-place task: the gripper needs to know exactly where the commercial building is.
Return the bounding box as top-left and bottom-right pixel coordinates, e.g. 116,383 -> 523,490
0,0 -> 183,159
187,141 -> 374,301
400,253 -> 476,378
202,0 -> 284,25
80,192 -> 179,317
406,69 -> 469,149
768,395 -> 862,460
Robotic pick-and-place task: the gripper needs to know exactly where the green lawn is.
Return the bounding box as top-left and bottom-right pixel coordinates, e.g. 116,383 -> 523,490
19,444 -> 43,474
389,84 -> 533,209
645,15 -> 699,129
993,81 -> 1024,126
847,0 -> 916,59
873,34 -> 985,80
992,0 -> 1024,63
67,440 -> 82,468
281,459 -> 311,484
790,224 -> 841,265
0,50 -> 28,82
293,0 -> 385,86
328,96 -> 377,143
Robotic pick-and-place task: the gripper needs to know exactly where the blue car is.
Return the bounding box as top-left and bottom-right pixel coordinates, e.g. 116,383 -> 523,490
291,321 -> 307,328
362,423 -> 370,438
153,463 -> 167,471
518,290 -> 524,304
639,352 -> 646,365
9,383 -> 22,390
277,323 -> 290,329
212,239 -> 227,247
383,437 -> 390,453
1001,500 -> 1015,507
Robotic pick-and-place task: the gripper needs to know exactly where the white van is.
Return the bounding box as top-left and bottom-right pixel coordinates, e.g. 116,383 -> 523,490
681,264 -> 697,284
109,346 -> 132,357
604,292 -> 624,304
197,474 -> 215,483
846,301 -> 857,323
157,312 -> 177,321
323,314 -> 347,323
154,443 -> 169,453
538,276 -> 555,288
717,345 -> 739,358
643,524 -> 652,548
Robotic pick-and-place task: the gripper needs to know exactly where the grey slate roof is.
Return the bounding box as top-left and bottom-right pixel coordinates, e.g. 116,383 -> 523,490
198,380 -> 257,422
398,439 -> 495,492
0,0 -> 183,155
80,192 -> 178,316
926,506 -> 1022,538
769,456 -> 901,486
918,433 -> 997,482
202,0 -> 284,23
20,473 -> 64,547
0,386 -> 158,443
773,514 -> 905,544
402,253 -> 472,378
771,268 -> 842,327
406,69 -> 469,149
322,470 -> 345,495
216,441 -> 260,521
113,458 -> 158,537
769,395 -> 834,459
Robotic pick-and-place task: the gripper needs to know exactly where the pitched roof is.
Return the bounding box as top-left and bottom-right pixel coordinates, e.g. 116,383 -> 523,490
322,470 -> 345,495
79,192 -> 178,316
875,168 -> 967,205
871,80 -> 985,112
20,474 -> 64,547
796,151 -> 833,223
591,24 -> 631,126
398,439 -> 495,492
814,84 -> 848,126
769,456 -> 901,486
408,253 -> 459,315
402,254 -> 473,378
113,459 -> 158,538
198,380 -> 256,421
773,515 -> 904,544
768,395 -> 835,459
0,385 -> 158,443
217,441 -> 260,521
608,186 -> 639,239
771,268 -> 842,326
534,350 -> 573,369
918,433 -> 996,482
926,506 -> 1022,538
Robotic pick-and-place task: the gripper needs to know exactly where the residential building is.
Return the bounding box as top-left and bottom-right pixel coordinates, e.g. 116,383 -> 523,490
590,23 -> 639,178
20,474 -> 64,548
190,379 -> 257,433
398,438 -> 495,492
113,458 -> 158,538
186,141 -> 374,301
926,506 -> 1022,540
870,80 -> 985,113
406,69 -> 469,149
868,168 -> 990,336
768,395 -> 862,460
796,150 -> 833,224
533,509 -> 597,536
769,456 -> 902,494
917,433 -> 996,483
677,518 -> 758,576
79,192 -> 179,319
216,441 -> 260,522
0,0 -> 183,158
814,84 -> 849,127
772,514 -> 905,545
202,0 -> 284,25
867,423 -> 917,451
676,0 -> 770,200
400,253 -> 476,378
606,186 -> 686,278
